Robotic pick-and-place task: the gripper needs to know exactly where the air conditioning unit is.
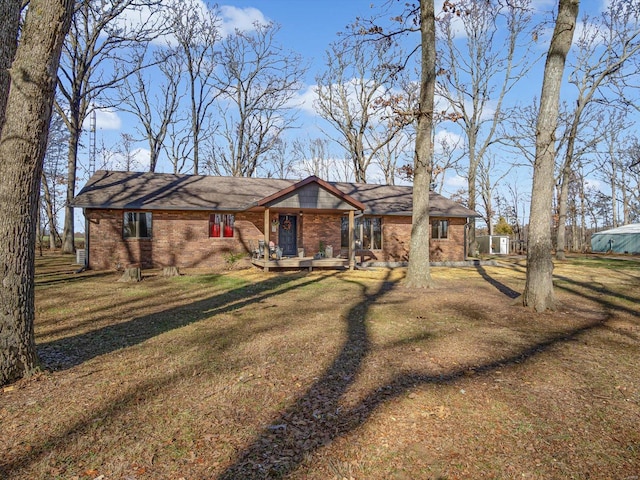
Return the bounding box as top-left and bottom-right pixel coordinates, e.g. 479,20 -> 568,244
75,248 -> 86,265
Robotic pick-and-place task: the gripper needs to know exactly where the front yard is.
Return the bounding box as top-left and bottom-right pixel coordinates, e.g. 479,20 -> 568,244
1,254 -> 639,479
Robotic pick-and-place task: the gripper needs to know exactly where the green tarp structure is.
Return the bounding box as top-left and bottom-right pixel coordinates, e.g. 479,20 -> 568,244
591,224 -> 640,254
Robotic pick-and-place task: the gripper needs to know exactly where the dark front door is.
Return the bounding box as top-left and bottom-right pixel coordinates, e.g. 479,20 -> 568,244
278,214 -> 297,256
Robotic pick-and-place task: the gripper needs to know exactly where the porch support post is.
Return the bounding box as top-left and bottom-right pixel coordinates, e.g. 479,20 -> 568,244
348,209 -> 355,270
264,207 -> 270,270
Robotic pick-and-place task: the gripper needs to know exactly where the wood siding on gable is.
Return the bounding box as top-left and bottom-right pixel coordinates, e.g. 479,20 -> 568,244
266,183 -> 357,211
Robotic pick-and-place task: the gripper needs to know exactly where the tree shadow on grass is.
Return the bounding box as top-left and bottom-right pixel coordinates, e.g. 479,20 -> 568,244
3,272 -> 338,478
37,272 -> 335,371
553,274 -> 640,318
12,267 -> 632,479
217,270 -> 399,478
216,273 -> 617,479
475,264 -> 521,299
35,269 -> 115,287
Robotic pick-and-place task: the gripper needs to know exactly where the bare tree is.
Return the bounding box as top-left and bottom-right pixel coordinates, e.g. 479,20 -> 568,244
406,0 -> 436,288
523,0 -> 579,312
41,112 -> 69,249
315,33 -> 412,183
555,0 -> 640,259
436,0 -> 540,252
56,0 -> 162,253
500,96 -> 598,254
478,156 -> 513,236
211,22 -> 306,177
0,0 -> 73,386
164,119 -> 192,174
261,138 -> 297,179
116,133 -> 142,171
397,132 -> 462,193
291,137 -> 334,180
498,180 -> 528,252
377,134 -> 410,185
594,110 -> 631,228
621,138 -> 640,223
169,0 -> 221,175
501,98 -> 572,167
114,46 -> 183,172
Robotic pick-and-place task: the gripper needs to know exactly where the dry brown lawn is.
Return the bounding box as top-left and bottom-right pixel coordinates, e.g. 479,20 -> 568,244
1,254 -> 639,479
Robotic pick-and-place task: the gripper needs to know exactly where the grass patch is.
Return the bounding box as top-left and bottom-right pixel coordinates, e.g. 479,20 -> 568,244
564,254 -> 640,270
1,254 -> 639,479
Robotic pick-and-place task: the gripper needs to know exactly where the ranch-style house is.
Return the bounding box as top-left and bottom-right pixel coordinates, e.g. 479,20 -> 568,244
71,170 -> 479,271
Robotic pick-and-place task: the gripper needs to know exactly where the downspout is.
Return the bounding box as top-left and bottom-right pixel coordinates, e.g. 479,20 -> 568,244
84,208 -> 89,268
464,217 -> 470,259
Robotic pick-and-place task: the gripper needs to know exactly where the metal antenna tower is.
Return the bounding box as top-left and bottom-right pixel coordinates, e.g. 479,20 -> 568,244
89,109 -> 96,174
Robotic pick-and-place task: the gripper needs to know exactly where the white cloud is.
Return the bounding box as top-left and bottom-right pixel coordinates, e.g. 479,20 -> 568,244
530,0 -> 558,13
289,84 -> 318,116
219,6 -> 269,36
82,108 -> 121,131
115,2 -> 268,47
130,148 -> 151,170
434,130 -> 463,153
435,0 -> 466,39
584,178 -> 604,191
100,147 -> 150,172
295,80 -> 413,124
445,174 -> 467,189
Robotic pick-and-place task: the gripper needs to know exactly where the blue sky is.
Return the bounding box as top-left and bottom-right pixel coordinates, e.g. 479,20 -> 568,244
77,0 -> 621,231
88,1 -> 379,169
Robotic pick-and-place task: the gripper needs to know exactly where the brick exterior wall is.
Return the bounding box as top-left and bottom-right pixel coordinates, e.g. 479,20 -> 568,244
428,217 -> 467,262
298,213 -> 342,258
85,209 -> 467,270
86,209 -> 265,270
370,215 -> 467,263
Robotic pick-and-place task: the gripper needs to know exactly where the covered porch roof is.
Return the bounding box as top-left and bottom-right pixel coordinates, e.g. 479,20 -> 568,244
254,175 -> 365,212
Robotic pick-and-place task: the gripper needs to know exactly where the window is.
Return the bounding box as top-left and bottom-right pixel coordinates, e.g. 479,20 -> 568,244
432,219 -> 449,239
123,212 -> 152,238
209,214 -> 234,238
341,216 -> 382,249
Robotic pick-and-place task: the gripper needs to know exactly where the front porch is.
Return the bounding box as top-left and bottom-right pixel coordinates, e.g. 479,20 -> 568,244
250,256 -> 349,272
253,176 -> 366,272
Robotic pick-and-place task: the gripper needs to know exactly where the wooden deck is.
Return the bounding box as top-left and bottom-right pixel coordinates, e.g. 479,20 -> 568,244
251,256 -> 350,271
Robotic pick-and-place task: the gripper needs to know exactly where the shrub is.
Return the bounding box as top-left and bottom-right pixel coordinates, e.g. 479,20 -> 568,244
223,251 -> 246,270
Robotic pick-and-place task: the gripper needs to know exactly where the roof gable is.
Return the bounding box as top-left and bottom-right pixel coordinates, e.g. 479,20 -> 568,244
72,170 -> 479,218
257,176 -> 365,211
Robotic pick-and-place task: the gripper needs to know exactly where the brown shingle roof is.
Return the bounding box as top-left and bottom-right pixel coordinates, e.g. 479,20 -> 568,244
72,170 -> 478,218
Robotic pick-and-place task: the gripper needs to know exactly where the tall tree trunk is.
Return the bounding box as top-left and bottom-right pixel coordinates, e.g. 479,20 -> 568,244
0,0 -> 21,135
523,0 -> 579,312
621,167 -> 630,225
41,172 -> 60,249
406,0 -> 435,289
610,159 -> 618,227
467,159 -> 477,254
190,71 -> 200,175
61,123 -> 80,253
580,182 -> 586,251
0,0 -> 74,386
555,165 -> 571,259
